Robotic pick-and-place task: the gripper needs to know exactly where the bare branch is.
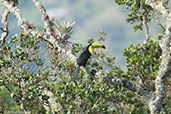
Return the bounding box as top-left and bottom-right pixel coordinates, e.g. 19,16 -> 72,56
145,0 -> 170,19
154,13 -> 165,31
0,0 -> 55,49
104,76 -> 150,101
149,25 -> 171,114
143,15 -> 150,40
0,9 -> 10,45
32,0 -> 61,41
1,0 -> 77,62
0,27 -> 6,32
4,0 -> 18,6
145,0 -> 171,113
1,81 -> 18,99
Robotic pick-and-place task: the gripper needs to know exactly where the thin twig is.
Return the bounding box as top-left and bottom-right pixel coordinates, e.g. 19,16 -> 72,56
2,81 -> 18,99
154,13 -> 165,31
0,27 -> 7,32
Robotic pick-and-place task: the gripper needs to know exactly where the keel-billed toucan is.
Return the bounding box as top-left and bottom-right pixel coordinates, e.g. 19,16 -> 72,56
74,43 -> 106,78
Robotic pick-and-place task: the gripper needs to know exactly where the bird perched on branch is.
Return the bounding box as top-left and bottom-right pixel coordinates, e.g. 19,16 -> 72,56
74,43 -> 106,79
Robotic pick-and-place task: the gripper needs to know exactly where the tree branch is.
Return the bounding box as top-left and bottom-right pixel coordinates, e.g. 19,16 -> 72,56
154,13 -> 165,31
0,9 -> 10,45
32,0 -> 61,40
4,0 -> 18,6
143,15 -> 150,40
1,81 -> 18,99
3,1 -> 169,113
1,0 -> 77,62
149,25 -> 171,114
145,0 -> 170,19
145,0 -> 171,113
103,76 -> 150,102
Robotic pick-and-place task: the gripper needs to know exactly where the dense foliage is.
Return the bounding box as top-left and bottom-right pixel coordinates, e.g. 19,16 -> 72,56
0,0 -> 170,113
1,31 -> 170,113
123,39 -> 162,90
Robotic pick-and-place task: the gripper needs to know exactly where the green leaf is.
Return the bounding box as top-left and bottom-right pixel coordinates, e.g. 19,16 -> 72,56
99,31 -> 107,35
126,91 -> 135,97
42,95 -> 50,101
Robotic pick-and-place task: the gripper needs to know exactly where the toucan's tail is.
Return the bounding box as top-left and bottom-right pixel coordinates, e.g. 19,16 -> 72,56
74,65 -> 80,79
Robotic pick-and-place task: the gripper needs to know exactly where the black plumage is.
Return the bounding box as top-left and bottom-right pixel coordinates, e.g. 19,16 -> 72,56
74,43 -> 105,79
74,44 -> 92,78
77,44 -> 91,66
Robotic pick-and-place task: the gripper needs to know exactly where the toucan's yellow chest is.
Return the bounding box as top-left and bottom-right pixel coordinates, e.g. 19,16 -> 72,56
88,46 -> 93,54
